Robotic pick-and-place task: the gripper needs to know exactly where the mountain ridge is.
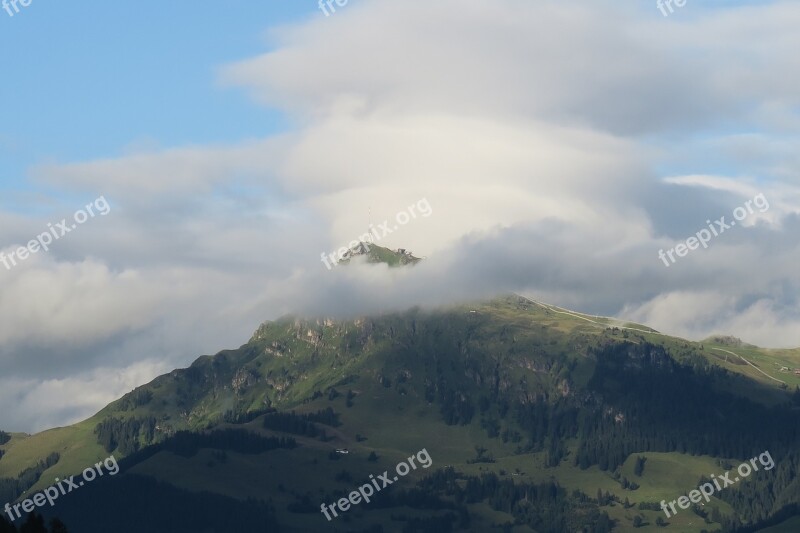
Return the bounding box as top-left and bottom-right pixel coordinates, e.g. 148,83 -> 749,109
1,293 -> 799,531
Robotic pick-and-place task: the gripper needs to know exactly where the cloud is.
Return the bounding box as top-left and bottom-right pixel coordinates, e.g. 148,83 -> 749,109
3,0 -> 800,431
0,360 -> 170,433
621,292 -> 800,349
222,0 -> 716,135
0,255 -> 156,351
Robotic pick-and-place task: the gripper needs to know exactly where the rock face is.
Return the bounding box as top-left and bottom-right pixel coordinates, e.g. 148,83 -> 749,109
709,335 -> 745,347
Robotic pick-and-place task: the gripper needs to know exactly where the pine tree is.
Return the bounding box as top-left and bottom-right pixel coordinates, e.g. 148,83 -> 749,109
19,513 -> 47,533
634,456 -> 646,476
0,516 -> 16,533
49,518 -> 69,533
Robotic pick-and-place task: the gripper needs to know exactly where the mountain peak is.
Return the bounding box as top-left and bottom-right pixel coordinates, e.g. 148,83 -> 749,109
339,242 -> 421,267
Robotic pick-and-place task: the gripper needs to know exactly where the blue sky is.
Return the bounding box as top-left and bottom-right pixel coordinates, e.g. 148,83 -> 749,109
0,1 -> 315,208
0,0 -> 778,206
1,0 -> 799,432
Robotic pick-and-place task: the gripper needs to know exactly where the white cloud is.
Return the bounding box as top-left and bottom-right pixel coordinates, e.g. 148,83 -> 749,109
621,292 -> 800,348
3,0 -> 800,431
0,360 -> 170,433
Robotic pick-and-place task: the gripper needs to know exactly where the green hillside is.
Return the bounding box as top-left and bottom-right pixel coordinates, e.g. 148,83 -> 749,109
1,295 -> 799,532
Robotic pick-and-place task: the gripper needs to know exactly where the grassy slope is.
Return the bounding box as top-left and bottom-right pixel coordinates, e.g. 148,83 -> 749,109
0,295 -> 797,531
0,420 -> 106,482
122,393 -> 746,532
532,299 -> 800,394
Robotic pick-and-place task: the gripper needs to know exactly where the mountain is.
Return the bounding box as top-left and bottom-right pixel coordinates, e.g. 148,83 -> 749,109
1,292 -> 799,532
340,242 -> 422,267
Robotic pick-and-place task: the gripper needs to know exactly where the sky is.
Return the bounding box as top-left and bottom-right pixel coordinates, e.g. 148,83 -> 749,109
1,0 -> 799,432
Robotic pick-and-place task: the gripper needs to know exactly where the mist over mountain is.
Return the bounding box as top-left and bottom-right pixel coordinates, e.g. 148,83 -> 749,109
3,1 -> 800,531
2,282 -> 799,531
